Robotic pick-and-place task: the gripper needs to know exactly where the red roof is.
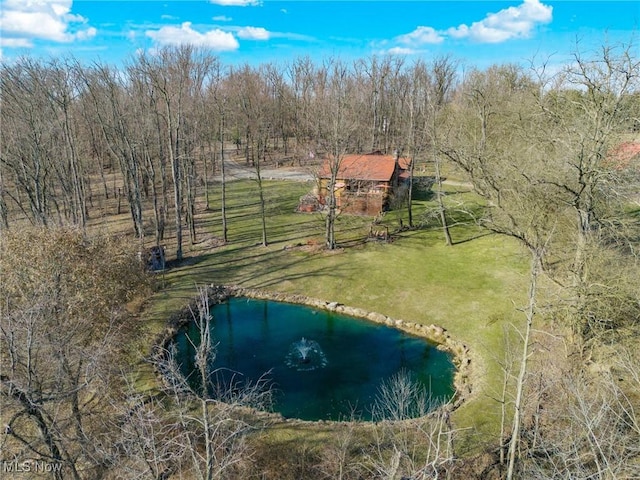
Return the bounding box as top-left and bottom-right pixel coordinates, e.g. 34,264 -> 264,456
319,153 -> 409,181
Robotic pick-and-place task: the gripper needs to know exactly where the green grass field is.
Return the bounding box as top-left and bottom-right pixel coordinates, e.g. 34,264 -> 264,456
141,177 -> 529,454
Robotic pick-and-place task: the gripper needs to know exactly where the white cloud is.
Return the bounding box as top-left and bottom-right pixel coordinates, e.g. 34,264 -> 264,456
394,0 -> 552,48
145,22 -> 239,51
213,15 -> 233,22
237,26 -> 270,40
209,0 -> 259,6
386,47 -> 420,55
0,0 -> 96,47
448,0 -> 552,43
0,37 -> 33,48
396,26 -> 444,45
76,27 -> 97,41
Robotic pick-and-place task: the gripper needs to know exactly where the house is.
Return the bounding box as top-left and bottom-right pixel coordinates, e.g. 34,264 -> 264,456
315,152 -> 411,216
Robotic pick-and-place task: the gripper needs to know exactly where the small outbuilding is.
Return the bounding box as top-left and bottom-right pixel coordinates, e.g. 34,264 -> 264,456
146,245 -> 166,271
315,152 -> 411,216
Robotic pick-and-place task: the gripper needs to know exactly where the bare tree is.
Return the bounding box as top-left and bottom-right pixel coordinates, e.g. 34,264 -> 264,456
158,287 -> 273,480
364,370 -> 456,479
428,56 -> 458,245
209,63 -> 230,243
262,62 -> 294,157
0,163 -> 9,231
521,349 -> 640,479
228,64 -> 273,246
79,62 -> 146,238
0,228 -> 149,480
128,67 -> 168,245
286,56 -> 319,166
314,422 -> 360,480
354,55 -> 405,154
529,43 -> 640,342
1,59 -> 60,226
132,46 -> 216,260
108,377 -> 188,480
313,59 -> 361,250
394,60 -> 425,228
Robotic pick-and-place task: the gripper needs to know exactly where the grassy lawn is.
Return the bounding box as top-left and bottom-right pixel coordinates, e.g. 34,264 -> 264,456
141,177 -> 529,455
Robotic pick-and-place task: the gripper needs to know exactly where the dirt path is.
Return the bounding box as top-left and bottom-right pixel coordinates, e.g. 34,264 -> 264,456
217,155 -> 472,188
216,156 -> 314,182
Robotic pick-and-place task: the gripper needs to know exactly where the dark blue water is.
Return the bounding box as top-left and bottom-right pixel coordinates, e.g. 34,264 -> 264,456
172,298 -> 455,421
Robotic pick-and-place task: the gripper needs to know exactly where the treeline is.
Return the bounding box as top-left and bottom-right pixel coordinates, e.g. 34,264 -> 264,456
3,45 -> 637,257
1,47 -> 456,257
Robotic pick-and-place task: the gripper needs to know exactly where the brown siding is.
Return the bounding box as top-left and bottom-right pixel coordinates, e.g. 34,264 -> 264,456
339,193 -> 384,216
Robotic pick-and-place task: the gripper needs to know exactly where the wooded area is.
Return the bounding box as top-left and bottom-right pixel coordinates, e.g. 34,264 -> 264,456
1,43 -> 639,479
1,46 -> 638,252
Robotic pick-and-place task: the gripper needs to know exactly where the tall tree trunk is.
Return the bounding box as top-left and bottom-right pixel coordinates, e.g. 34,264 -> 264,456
156,113 -> 168,242
220,114 -> 228,243
63,108 -> 87,230
1,384 -> 71,480
203,143 -> 211,211
171,153 -> 183,261
255,138 -> 268,247
186,156 -> 197,245
406,154 -> 415,228
167,110 -> 183,261
325,168 -> 338,250
573,204 -> 592,283
144,146 -> 162,245
506,248 -> 542,480
0,167 -> 9,231
131,152 -> 144,239
434,148 -> 452,246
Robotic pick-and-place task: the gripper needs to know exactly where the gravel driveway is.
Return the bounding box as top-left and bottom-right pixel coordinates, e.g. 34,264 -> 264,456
216,157 -> 314,182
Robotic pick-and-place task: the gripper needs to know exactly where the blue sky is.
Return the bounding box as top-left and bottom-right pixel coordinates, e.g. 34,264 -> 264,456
0,1 -> 637,68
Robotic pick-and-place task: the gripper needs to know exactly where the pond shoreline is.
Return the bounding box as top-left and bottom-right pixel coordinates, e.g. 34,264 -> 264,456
152,284 -> 473,421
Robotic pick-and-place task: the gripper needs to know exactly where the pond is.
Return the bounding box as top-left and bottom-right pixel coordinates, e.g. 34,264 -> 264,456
172,297 -> 456,421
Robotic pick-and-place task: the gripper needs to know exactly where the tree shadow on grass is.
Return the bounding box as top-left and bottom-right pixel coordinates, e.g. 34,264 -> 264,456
451,231 -> 493,245
165,240 -> 355,298
408,199 -> 488,245
412,189 -> 435,202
